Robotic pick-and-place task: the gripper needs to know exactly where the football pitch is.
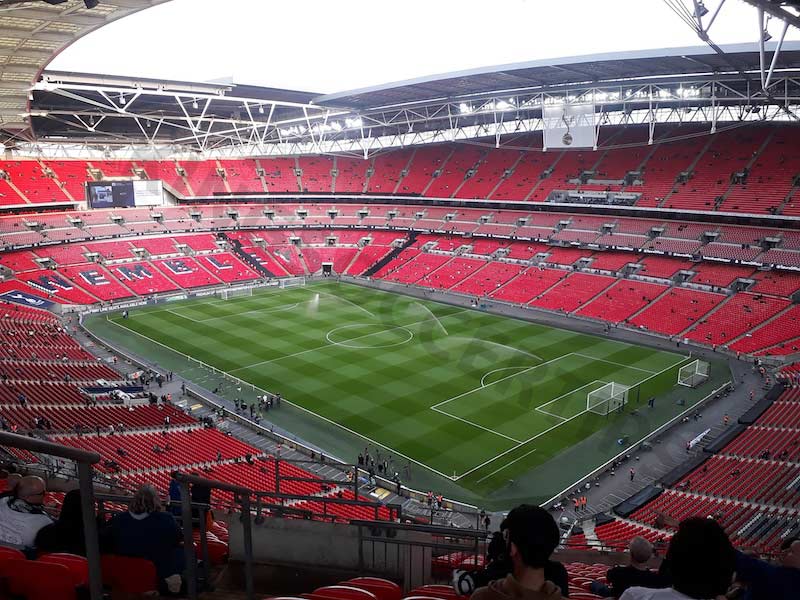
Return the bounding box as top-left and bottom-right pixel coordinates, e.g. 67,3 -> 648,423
87,281 -> 723,504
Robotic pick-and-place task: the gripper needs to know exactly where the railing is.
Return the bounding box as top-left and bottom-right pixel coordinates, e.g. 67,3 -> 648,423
0,431 -> 104,600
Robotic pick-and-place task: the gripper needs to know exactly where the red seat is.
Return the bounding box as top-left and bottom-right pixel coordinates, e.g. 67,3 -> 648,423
314,586 -> 378,600
0,546 -> 25,561
346,578 -> 402,600
100,554 -> 158,594
408,586 -> 459,599
0,558 -> 77,600
37,553 -> 89,588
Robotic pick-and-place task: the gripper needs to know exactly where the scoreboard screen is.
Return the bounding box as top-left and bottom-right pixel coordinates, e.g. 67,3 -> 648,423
87,180 -> 164,208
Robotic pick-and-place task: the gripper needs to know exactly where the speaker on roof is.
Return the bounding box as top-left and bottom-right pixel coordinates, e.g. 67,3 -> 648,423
84,0 -> 100,7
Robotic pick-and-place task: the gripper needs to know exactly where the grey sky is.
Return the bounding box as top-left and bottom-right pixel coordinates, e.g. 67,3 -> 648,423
48,0 -> 796,94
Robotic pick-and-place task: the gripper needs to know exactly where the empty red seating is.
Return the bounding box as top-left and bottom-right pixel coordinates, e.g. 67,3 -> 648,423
425,146 -> 483,198
138,161 -> 190,196
196,253 -> 260,283
2,160 -> 71,204
0,558 -> 79,600
299,157 -> 334,193
451,262 -> 523,296
664,129 -> 768,212
101,555 -> 158,595
459,149 -> 520,199
152,257 -> 223,289
180,161 -> 228,196
728,304 -> 800,354
638,256 -> 694,279
111,261 -> 180,294
260,158 -> 300,192
690,263 -> 754,287
588,252 -> 638,272
219,159 -> 264,193
721,128 -> 800,214
333,157 -> 369,193
301,248 -> 358,274
685,293 -> 789,347
58,427 -> 259,473
58,264 -> 134,301
530,273 -> 615,313
43,161 -> 90,202
544,247 -> 593,266
0,404 -> 194,432
629,288 -> 724,335
416,257 -> 486,290
751,270 -> 800,298
383,253 -> 452,285
366,150 -> 413,194
16,269 -> 99,304
129,236 -> 178,256
490,267 -> 566,304
759,248 -> 800,268
577,280 -> 668,323
344,246 -> 392,276
396,147 -> 450,195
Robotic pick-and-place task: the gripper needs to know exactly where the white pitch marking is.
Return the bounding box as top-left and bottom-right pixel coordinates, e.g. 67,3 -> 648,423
571,353 -> 657,374
480,366 -> 531,388
455,355 -> 691,481
431,353 -> 572,411
476,447 -> 539,484
431,406 -> 523,444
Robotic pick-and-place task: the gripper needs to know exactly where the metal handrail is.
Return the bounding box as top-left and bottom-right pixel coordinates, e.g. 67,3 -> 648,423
0,431 -> 103,600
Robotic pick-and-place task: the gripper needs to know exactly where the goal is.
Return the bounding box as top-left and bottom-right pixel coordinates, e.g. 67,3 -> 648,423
216,287 -> 253,300
587,382 -> 629,416
279,276 -> 306,289
678,359 -> 710,388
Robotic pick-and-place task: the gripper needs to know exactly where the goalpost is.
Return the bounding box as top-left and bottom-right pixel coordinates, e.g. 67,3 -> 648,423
279,276 -> 306,289
216,287 -> 253,300
587,382 -> 629,416
678,359 -> 710,388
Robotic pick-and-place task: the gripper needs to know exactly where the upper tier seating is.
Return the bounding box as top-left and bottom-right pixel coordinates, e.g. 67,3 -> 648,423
628,288 -> 725,335
577,280 -> 668,323
685,293 -> 790,347
529,273 -> 616,312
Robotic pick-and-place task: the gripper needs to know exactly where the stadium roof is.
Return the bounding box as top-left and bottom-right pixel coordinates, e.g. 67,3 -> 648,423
0,0 -> 171,144
314,42 -> 800,110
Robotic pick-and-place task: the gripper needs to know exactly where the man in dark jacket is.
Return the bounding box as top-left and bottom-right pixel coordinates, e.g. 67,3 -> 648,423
471,504 -> 563,600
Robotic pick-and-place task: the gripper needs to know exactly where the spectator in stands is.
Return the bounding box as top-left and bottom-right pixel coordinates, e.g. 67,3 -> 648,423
734,536 -> 800,600
106,484 -> 185,595
0,475 -> 53,551
34,489 -> 86,555
620,517 -> 735,600
471,504 -> 563,600
591,536 -> 666,597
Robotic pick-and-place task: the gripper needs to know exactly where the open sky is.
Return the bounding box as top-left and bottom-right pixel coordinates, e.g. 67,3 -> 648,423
48,0 -> 798,94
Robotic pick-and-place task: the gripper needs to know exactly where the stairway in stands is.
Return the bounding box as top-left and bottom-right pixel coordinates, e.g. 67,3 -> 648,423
219,232 -> 276,278
363,232 -> 419,277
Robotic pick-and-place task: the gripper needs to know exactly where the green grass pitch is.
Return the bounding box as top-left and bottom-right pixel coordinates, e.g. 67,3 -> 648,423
88,281 -> 710,504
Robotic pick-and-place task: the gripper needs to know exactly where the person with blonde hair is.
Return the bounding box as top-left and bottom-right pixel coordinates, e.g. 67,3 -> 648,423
107,484 -> 185,595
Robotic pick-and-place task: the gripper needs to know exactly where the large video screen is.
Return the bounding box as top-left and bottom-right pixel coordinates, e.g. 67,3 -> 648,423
87,180 -> 164,209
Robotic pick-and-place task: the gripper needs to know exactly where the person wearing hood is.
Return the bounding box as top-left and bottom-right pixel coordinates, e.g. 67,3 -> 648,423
34,489 -> 87,555
471,504 -> 562,600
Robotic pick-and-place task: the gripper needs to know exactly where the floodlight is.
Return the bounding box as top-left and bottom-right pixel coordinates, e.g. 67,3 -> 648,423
84,0 -> 100,8
192,99 -> 198,109
762,29 -> 772,42
258,105 -> 264,114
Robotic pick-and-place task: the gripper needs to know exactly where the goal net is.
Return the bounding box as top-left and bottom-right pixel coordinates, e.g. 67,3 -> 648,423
279,276 -> 306,289
587,382 -> 629,416
678,359 -> 710,388
216,287 -> 253,300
